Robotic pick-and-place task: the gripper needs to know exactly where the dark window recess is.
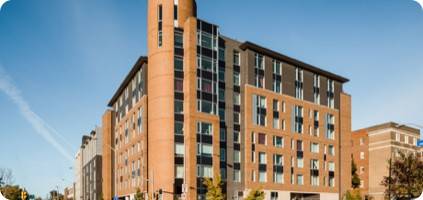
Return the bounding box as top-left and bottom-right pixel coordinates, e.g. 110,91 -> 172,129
234,143 -> 241,151
233,105 -> 240,112
234,163 -> 241,170
219,60 -> 225,68
273,111 -> 279,118
174,180 -> 183,195
297,151 -> 304,158
310,169 -> 319,176
175,157 -> 184,165
234,86 -> 240,93
219,102 -> 225,108
219,82 -> 225,89
175,135 -> 184,143
233,65 -> 240,72
197,156 -> 213,165
175,92 -> 184,100
175,114 -> 184,122
174,5 -> 178,20
175,48 -> 184,56
234,124 -> 240,131
175,71 -> 184,79
273,166 -> 283,173
220,162 -> 227,168
197,134 -> 213,144
259,164 -> 267,171
329,171 -> 335,177
220,142 -> 227,148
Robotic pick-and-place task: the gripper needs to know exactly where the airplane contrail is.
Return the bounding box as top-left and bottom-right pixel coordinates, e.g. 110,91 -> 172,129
0,66 -> 73,162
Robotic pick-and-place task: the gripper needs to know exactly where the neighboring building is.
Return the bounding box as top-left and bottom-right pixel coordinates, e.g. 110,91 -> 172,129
74,150 -> 82,200
64,185 -> 74,200
352,122 -> 421,200
102,0 -> 352,200
351,129 -> 369,197
74,127 -> 103,200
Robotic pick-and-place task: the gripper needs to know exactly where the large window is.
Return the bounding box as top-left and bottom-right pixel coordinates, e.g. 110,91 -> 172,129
174,100 -> 183,114
313,74 -> 320,104
174,31 -> 183,49
175,165 -> 184,179
175,143 -> 184,157
326,114 -> 335,140
174,56 -> 183,71
295,68 -> 303,99
197,143 -> 213,157
197,122 -> 212,135
294,106 -> 303,133
197,99 -> 215,114
200,32 -> 214,50
233,170 -> 241,182
273,60 -> 282,93
175,121 -> 183,135
137,108 -> 143,133
197,164 -> 213,178
255,53 -> 264,69
297,174 -> 304,185
259,152 -> 266,164
327,79 -> 335,108
311,142 -> 319,153
234,150 -> 241,163
233,92 -> 240,105
255,74 -> 264,88
259,171 -> 267,183
158,5 -> 163,47
234,51 -> 240,66
252,95 -> 266,126
233,71 -> 240,86
274,154 -> 283,166
273,136 -> 283,148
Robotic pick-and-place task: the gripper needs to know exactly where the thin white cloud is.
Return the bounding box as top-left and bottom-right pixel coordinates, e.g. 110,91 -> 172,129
0,66 -> 73,162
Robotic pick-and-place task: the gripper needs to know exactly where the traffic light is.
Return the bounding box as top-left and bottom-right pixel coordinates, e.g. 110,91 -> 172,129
21,191 -> 27,200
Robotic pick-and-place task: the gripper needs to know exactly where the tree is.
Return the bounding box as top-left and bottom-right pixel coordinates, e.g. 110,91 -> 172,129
134,188 -> 145,200
343,189 -> 362,200
351,160 -> 361,189
381,151 -> 423,199
245,188 -> 265,200
203,176 -> 225,200
1,185 -> 22,200
0,168 -> 13,187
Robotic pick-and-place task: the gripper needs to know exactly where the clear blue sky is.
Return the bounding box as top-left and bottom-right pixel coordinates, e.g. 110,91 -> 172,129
1,0 -> 422,197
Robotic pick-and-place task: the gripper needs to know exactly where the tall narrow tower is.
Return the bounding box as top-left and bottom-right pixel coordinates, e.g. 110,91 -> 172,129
147,0 -> 196,199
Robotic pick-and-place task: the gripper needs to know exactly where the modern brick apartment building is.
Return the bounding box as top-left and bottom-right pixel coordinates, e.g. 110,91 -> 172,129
101,0 -> 352,199
351,122 -> 422,200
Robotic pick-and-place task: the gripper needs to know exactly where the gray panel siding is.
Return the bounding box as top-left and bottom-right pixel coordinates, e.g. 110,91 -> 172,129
320,76 -> 328,107
264,56 -> 273,91
334,81 -> 342,109
282,63 -> 296,97
303,70 -> 314,102
247,50 -> 256,86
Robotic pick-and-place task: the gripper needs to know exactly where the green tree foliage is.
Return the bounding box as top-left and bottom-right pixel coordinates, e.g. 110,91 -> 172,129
245,188 -> 265,200
203,176 -> 225,200
343,189 -> 362,200
381,151 -> 423,199
351,160 -> 361,189
134,188 -> 145,200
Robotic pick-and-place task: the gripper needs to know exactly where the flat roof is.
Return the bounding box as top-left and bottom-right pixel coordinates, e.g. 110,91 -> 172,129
107,56 -> 148,107
239,41 -> 349,83
356,122 -> 420,135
